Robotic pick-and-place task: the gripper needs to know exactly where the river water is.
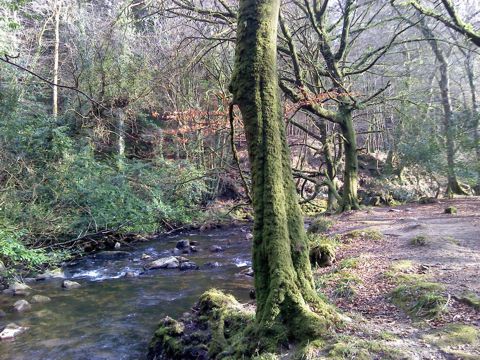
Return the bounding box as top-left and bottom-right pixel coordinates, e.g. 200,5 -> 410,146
0,226 -> 253,360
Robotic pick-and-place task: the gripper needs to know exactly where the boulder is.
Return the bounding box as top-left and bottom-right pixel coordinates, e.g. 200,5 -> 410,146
175,240 -> 190,250
147,256 -> 179,270
94,251 -> 130,260
31,295 -> 51,303
4,282 -> 31,296
13,299 -> 31,312
62,280 -> 81,289
124,271 -> 137,278
210,245 -> 224,253
173,248 -> 183,256
0,323 -> 28,340
36,268 -> 65,281
179,262 -> 199,271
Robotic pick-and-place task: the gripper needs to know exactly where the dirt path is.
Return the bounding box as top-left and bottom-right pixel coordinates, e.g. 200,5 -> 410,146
314,197 -> 480,359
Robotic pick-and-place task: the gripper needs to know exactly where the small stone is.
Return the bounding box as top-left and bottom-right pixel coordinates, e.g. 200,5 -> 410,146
190,246 -> 198,252
172,248 -> 182,256
31,295 -> 51,303
62,280 -> 81,289
249,289 -> 256,299
0,323 -> 28,340
114,242 -> 121,249
210,245 -> 223,253
147,256 -> 179,270
190,241 -> 198,246
13,299 -> 31,312
0,261 -> 6,273
0,310 -> 6,317
176,256 -> 190,263
175,240 -> 190,249
179,261 -> 199,271
141,253 -> 152,260
245,232 -> 253,240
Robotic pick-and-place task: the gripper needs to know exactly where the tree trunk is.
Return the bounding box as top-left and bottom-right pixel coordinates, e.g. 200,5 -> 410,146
113,108 -> 126,170
419,20 -> 467,196
52,0 -> 60,118
466,54 -> 480,194
229,0 -> 335,349
438,57 -> 467,196
339,105 -> 360,210
320,121 -> 338,211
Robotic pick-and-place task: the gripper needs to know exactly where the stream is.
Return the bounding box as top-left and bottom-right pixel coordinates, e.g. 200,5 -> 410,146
0,226 -> 253,360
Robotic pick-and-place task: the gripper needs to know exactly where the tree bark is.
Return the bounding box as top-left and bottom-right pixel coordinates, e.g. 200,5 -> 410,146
52,0 -> 60,118
339,105 -> 360,210
229,0 -> 335,348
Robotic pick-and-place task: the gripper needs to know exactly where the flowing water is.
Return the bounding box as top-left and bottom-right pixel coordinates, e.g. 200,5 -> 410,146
0,226 -> 253,360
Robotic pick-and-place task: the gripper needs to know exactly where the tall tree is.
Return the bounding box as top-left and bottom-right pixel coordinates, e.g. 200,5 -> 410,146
229,0 -> 335,349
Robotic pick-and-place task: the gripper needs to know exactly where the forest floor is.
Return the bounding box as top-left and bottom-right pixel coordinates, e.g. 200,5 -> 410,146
311,197 -> 480,359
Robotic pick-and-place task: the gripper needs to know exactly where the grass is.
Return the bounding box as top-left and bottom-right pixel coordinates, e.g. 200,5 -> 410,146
344,229 -> 383,241
337,257 -> 360,270
325,335 -> 403,360
410,235 -> 428,246
456,292 -> 480,310
387,261 -> 448,319
308,217 -> 335,234
424,324 -> 479,359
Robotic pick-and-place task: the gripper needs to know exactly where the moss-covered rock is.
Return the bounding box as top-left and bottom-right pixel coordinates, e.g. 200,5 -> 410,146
147,289 -> 255,360
444,206 -> 458,214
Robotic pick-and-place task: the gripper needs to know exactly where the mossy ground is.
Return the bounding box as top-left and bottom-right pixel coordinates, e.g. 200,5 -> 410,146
344,229 -> 383,242
423,324 -> 480,359
386,261 -> 447,319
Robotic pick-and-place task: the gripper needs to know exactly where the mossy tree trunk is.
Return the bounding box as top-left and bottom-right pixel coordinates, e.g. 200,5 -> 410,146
338,105 -> 360,211
229,0 -> 335,347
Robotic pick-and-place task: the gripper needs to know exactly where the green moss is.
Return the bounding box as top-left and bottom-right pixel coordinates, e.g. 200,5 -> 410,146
316,269 -> 362,301
326,336 -> 403,360
390,276 -> 446,319
148,316 -> 185,359
424,324 -> 479,347
444,236 -> 461,245
444,206 -> 457,214
294,339 -> 327,360
385,260 -> 415,278
456,292 -> 480,310
376,331 -> 398,341
338,257 -> 360,270
308,217 -> 334,234
345,229 -> 383,241
410,235 -> 428,246
308,234 -> 340,267
301,199 -> 328,216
